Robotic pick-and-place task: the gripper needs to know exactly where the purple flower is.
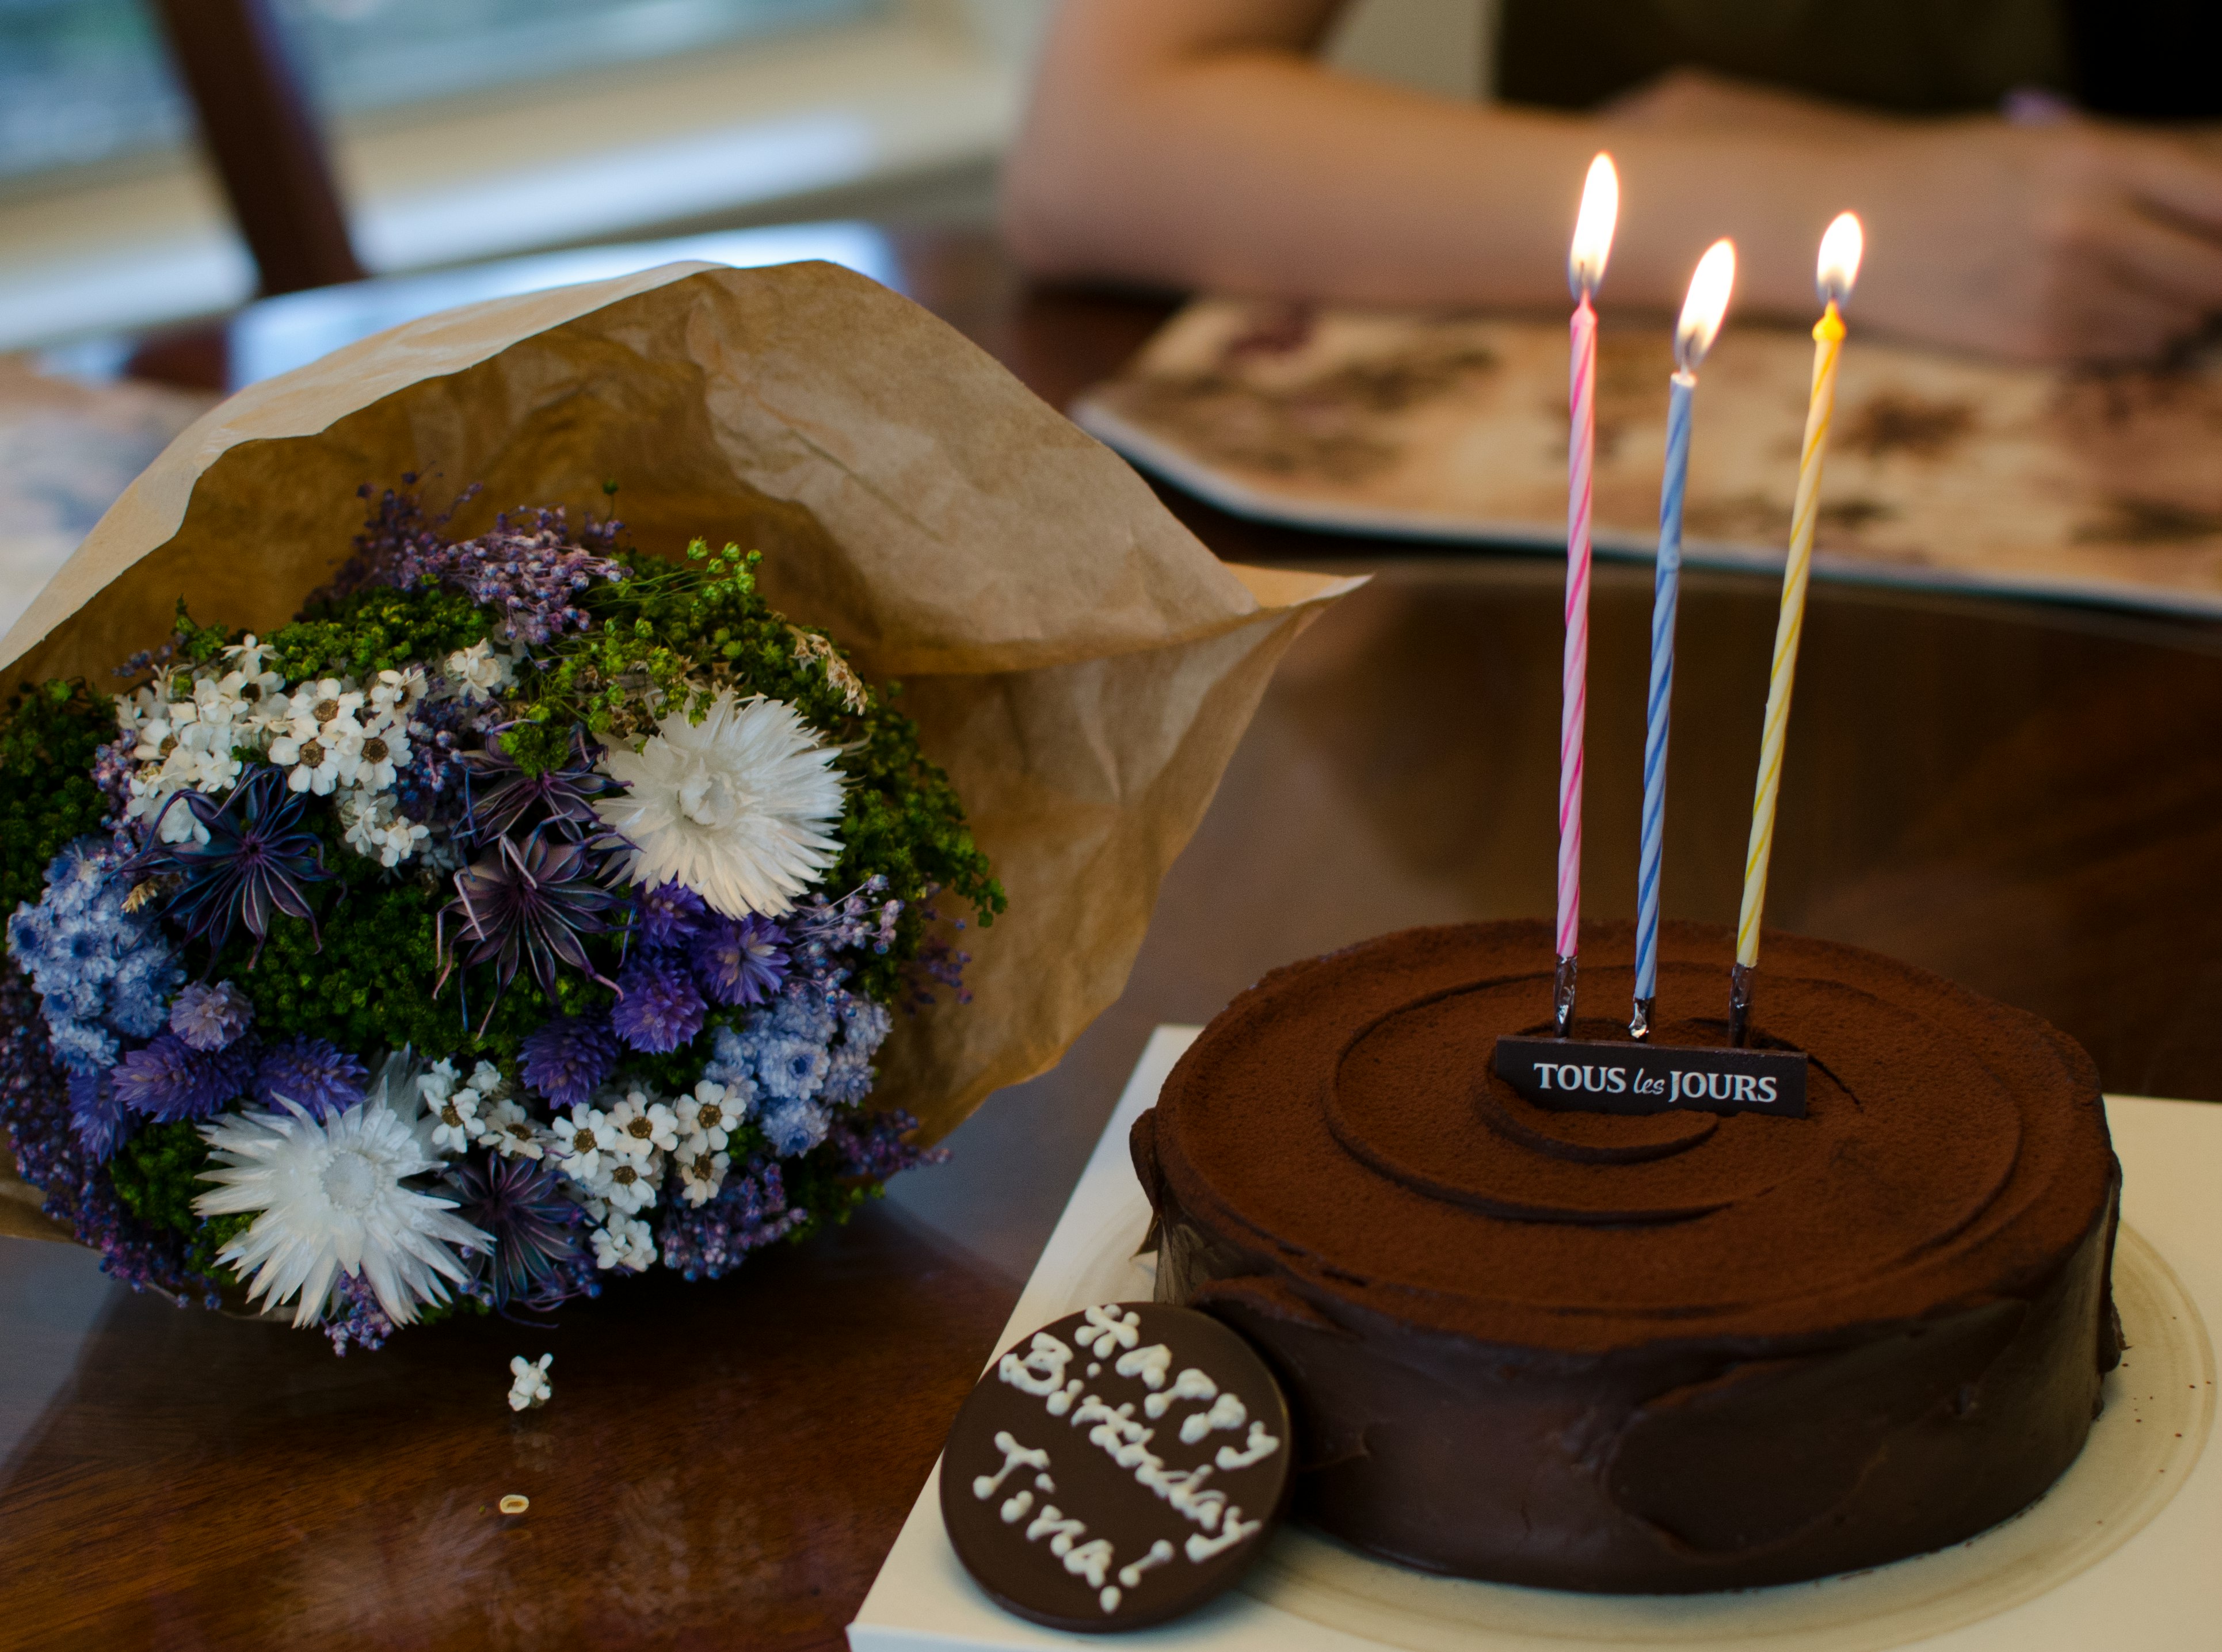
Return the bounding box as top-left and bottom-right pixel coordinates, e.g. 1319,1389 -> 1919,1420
609,954 -> 706,1055
458,734 -> 619,844
66,1070 -> 130,1162
323,1273 -> 395,1356
519,1014 -> 619,1109
632,880 -> 707,952
691,914 -> 789,1008
112,1033 -> 256,1121
827,1108 -> 946,1182
413,505 -> 623,646
445,1151 -> 587,1314
169,982 -> 253,1052
254,1037 -> 367,1119
1,960 -> 221,1307
654,1160 -> 805,1281
131,766 -> 335,962
439,831 -> 623,1016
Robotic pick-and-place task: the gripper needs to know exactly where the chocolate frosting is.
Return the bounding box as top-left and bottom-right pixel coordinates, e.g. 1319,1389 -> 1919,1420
1135,920 -> 2123,1592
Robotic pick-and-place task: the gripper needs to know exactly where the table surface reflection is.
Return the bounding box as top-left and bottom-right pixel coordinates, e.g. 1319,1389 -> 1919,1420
6,230 -> 2222,1651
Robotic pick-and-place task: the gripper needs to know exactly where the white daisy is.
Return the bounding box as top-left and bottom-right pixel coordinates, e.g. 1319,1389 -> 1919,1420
474,1098 -> 549,1159
193,1089 -> 488,1328
600,1155 -> 661,1216
593,692 -> 845,919
422,1084 -> 480,1155
604,1088 -> 680,1161
508,1352 -> 554,1411
678,1079 -> 747,1151
591,1215 -> 655,1272
551,1103 -> 616,1182
351,716 -> 412,791
673,1146 -> 730,1207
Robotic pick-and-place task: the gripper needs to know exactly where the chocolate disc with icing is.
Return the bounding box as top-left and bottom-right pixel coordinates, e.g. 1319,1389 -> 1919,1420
940,1302 -> 1292,1632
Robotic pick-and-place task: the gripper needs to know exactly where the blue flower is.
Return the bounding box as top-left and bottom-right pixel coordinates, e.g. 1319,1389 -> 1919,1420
7,838 -> 182,1077
692,914 -> 788,1008
630,880 -> 707,952
112,1033 -> 256,1121
821,1041 -> 875,1107
519,1013 -> 619,1109
610,955 -> 706,1055
169,981 -> 254,1052
757,1035 -> 828,1104
769,979 -> 838,1045
254,1037 -> 368,1119
66,1070 -> 129,1162
49,1017 -> 119,1074
758,1094 -> 829,1157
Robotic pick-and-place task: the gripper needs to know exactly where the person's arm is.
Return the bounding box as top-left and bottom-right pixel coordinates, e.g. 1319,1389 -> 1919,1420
1003,0 -> 2222,364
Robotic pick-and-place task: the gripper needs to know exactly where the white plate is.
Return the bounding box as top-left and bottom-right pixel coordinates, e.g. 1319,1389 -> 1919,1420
849,1028 -> 2221,1652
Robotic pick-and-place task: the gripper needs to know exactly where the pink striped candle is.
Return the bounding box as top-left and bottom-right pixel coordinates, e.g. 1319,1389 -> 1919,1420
1558,152 -> 1618,1039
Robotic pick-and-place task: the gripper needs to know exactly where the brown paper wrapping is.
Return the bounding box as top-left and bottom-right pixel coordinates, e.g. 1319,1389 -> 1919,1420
0,260 -> 1359,1244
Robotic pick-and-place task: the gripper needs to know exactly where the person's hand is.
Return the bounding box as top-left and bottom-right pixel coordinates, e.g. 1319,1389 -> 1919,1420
1850,119 -> 2222,365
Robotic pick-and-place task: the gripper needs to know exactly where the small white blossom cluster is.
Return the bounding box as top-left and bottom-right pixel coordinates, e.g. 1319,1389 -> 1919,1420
542,1076 -> 757,1272
447,639 -> 518,703
117,637 -> 288,842
507,1352 -> 553,1411
414,1057 -> 549,1158
116,636 -> 523,866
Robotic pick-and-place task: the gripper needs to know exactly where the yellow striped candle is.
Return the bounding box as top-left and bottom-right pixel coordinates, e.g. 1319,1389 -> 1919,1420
1729,212 -> 1863,1046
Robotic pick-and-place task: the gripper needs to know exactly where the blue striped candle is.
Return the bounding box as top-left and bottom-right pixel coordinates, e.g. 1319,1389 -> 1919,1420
1633,372 -> 1694,1033
1633,238 -> 1736,1040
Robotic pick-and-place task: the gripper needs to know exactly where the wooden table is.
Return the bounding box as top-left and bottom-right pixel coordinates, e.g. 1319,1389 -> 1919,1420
6,228 -> 2222,1651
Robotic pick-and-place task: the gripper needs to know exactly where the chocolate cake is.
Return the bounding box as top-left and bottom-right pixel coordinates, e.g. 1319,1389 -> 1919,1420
1133,919 -> 2123,1594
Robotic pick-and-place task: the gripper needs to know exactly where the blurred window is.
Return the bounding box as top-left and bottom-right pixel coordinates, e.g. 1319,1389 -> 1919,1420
0,0 -> 879,186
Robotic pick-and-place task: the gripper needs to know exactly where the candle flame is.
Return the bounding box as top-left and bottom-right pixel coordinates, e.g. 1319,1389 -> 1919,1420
1817,212 -> 1863,306
1674,239 -> 1736,373
1567,153 -> 1618,298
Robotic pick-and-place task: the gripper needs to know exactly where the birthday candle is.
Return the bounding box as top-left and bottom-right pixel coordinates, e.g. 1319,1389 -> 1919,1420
1632,239 -> 1736,1040
1730,213 -> 1864,1046
1557,153 -> 1617,1039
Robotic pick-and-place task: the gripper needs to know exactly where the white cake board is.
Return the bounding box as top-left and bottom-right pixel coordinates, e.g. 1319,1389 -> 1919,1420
849,1027 -> 2220,1652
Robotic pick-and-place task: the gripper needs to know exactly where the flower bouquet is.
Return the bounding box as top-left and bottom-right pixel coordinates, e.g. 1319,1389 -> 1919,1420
0,259 -> 1355,1351
3,480 -> 1000,1349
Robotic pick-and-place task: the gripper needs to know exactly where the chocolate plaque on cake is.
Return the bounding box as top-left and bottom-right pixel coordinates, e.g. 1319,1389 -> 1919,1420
1492,1033 -> 1808,1117
940,1302 -> 1291,1632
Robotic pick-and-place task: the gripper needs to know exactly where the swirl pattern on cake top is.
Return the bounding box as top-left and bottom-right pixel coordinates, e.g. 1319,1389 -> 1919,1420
1136,920 -> 2122,1592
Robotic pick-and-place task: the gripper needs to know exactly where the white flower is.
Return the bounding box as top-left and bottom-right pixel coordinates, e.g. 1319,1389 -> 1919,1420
603,1088 -> 680,1161
508,1352 -> 553,1411
370,666 -> 426,717
194,1089 -> 489,1328
591,1215 -> 655,1272
551,1104 -> 615,1182
271,732 -> 349,794
351,714 -> 412,792
475,1098 -> 548,1159
222,633 -> 277,680
423,1085 -> 480,1155
338,788 -> 430,867
601,1155 -> 661,1215
447,640 -> 516,703
673,1147 -> 730,1207
593,692 -> 845,919
678,1079 -> 747,1151
273,678 -> 365,743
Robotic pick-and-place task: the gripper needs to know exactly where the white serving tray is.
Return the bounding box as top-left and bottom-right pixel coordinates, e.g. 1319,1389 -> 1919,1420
849,1027 -> 2220,1652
